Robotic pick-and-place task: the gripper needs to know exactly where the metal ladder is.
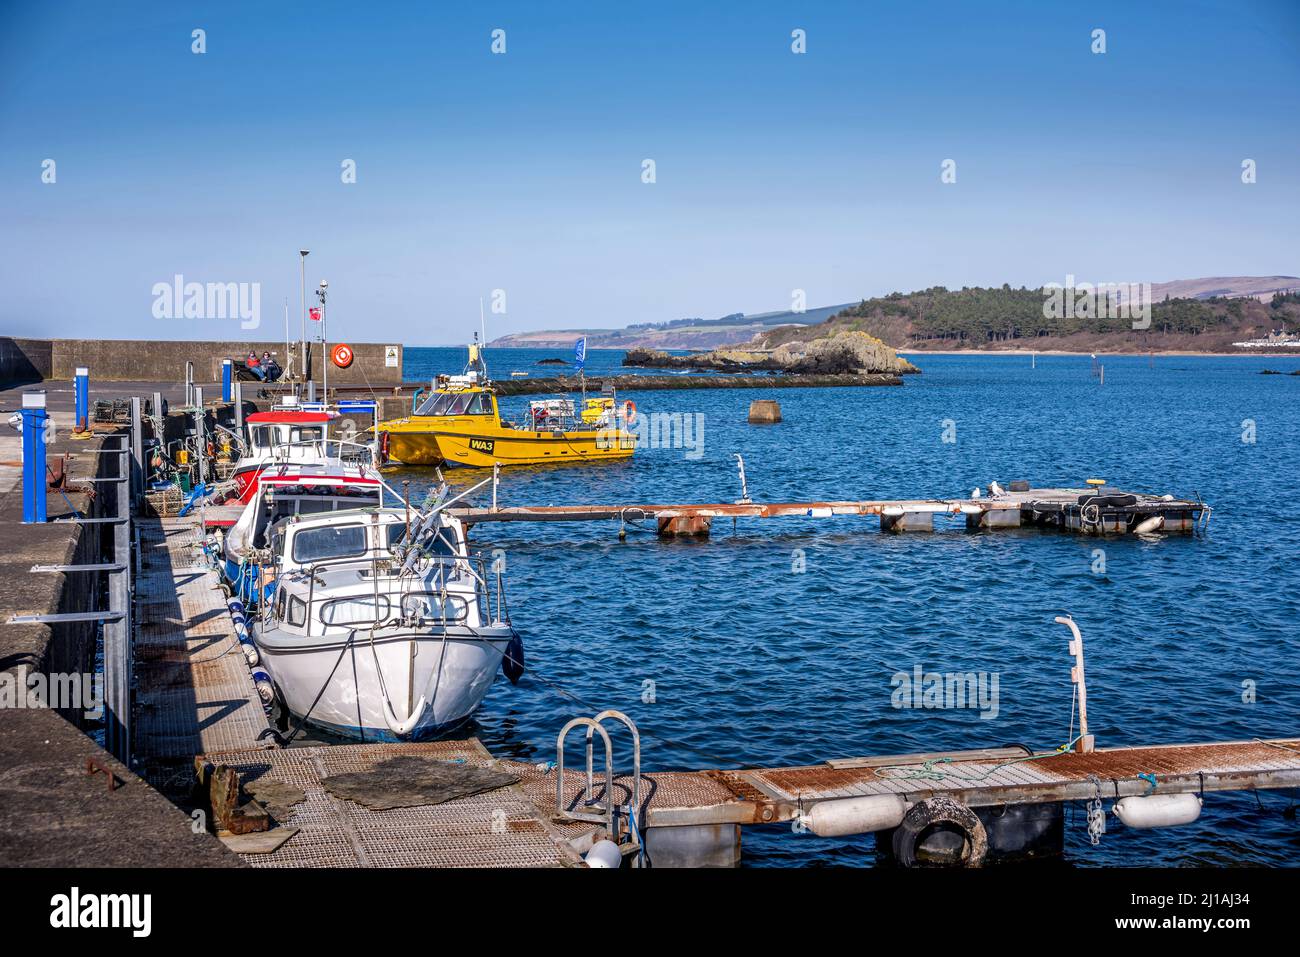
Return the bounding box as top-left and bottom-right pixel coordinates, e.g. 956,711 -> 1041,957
556,710 -> 642,857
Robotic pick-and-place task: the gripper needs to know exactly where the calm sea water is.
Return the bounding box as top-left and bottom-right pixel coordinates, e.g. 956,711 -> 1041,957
396,346 -> 1300,867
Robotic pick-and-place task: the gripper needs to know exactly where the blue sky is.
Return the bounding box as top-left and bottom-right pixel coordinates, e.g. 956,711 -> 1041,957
1,0 -> 1297,344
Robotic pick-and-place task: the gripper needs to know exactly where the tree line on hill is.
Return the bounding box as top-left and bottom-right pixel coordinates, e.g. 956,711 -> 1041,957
785,285 -> 1300,346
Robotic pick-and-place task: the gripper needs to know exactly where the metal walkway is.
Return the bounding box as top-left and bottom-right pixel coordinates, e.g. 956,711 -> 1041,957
134,516 -> 270,773
199,734 -> 1300,866
204,740 -> 586,867
450,486 -> 1209,536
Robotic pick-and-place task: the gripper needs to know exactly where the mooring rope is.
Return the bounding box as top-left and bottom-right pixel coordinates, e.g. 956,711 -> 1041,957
872,735 -> 1085,785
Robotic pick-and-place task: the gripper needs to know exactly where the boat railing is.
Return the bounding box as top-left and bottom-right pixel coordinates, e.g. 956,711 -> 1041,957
265,437 -> 376,465
289,547 -> 507,634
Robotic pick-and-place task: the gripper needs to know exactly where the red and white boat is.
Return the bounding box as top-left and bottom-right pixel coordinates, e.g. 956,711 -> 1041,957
227,408 -> 342,504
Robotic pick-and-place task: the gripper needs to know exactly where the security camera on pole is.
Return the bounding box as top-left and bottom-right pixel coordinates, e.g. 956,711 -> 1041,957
316,279 -> 329,398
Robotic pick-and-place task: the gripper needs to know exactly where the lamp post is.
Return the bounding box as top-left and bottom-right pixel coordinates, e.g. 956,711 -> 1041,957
299,249 -> 310,385
317,279 -> 329,398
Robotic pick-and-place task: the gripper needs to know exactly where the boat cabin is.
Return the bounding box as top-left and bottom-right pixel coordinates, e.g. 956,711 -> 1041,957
226,465 -> 383,561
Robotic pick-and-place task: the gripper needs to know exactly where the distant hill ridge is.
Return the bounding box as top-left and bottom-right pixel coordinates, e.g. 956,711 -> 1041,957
488,278 -> 1300,352
488,303 -> 853,350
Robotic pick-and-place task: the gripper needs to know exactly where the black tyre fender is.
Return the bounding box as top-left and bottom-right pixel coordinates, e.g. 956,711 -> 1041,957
892,796 -> 989,868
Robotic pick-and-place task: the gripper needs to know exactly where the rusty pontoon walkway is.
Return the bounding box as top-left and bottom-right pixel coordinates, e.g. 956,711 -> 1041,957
133,515 -> 271,783
202,734 -> 1300,866
450,485 -> 1210,536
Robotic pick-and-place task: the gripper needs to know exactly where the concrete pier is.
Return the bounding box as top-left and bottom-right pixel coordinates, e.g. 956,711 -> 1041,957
0,379 -> 239,866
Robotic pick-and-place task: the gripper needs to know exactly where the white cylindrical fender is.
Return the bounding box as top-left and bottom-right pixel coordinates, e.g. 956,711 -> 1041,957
250,668 -> 275,704
1133,515 -> 1164,534
1113,793 -> 1202,829
584,840 -> 622,869
800,794 -> 908,837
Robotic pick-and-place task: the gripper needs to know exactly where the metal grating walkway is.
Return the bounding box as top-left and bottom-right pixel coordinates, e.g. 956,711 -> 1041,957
205,740 -> 585,867
134,516 -> 270,764
714,738 -> 1300,812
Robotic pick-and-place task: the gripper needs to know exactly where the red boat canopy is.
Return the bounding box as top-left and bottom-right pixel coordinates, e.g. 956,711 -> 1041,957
246,411 -> 334,423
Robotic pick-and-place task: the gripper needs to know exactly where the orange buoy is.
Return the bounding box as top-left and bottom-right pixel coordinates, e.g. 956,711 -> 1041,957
332,343 -> 354,368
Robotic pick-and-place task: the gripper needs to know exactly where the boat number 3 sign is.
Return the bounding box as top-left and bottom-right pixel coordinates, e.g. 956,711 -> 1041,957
469,438 -> 495,454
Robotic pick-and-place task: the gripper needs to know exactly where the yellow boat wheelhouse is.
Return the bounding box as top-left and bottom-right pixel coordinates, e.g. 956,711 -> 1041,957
378,374 -> 637,469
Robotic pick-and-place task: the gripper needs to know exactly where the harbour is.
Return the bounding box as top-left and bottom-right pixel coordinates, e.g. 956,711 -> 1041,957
6,1 -> 1300,939
3,349 -> 1296,870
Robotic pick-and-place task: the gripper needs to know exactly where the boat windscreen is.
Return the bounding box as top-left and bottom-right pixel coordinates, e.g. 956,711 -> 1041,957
292,524 -> 368,564
387,521 -> 458,558
415,392 -> 455,415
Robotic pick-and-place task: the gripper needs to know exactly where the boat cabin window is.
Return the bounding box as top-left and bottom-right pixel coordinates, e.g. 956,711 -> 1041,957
319,595 -> 391,626
465,393 -> 492,415
388,522 -> 459,558
287,595 -> 307,627
292,523 -> 368,564
415,392 -> 454,415
400,593 -> 468,622
250,425 -> 281,449
290,425 -> 324,443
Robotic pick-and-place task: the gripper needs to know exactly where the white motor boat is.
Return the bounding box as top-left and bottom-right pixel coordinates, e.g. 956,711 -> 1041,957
222,399 -> 375,506
223,462 -> 384,604
251,485 -> 520,740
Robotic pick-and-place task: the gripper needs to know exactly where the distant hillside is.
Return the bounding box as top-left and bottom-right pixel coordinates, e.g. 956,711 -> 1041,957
1147,276 -> 1300,303
489,278 -> 1300,354
752,284 -> 1300,354
488,303 -> 853,350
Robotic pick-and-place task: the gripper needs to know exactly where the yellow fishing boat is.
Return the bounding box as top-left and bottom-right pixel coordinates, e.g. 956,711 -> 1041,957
376,343 -> 638,468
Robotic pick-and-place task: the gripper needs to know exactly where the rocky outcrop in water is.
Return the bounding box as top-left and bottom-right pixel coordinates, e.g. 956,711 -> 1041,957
624,330 -> 919,375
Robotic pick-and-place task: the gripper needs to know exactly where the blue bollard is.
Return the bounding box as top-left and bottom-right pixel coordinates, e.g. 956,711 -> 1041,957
21,391 -> 48,523
74,366 -> 88,432
222,358 -> 232,403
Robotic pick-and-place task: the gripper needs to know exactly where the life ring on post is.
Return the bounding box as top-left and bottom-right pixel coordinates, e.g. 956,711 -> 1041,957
623,400 -> 637,424
378,431 -> 390,463
891,796 -> 988,868
332,343 -> 354,368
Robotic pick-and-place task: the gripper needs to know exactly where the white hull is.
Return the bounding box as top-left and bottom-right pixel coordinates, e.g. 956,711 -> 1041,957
256,626 -> 512,740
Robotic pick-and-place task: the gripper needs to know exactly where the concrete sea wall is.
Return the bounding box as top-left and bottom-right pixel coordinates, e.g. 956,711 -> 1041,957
0,337 -> 403,387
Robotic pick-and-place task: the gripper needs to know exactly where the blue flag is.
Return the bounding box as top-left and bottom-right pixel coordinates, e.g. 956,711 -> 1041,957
574,336 -> 587,371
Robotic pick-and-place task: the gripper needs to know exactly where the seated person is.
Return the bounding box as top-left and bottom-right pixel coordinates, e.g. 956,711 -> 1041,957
261,351 -> 282,381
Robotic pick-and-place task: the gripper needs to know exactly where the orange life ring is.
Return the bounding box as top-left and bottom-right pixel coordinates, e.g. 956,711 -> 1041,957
623,400 -> 637,424
332,343 -> 354,368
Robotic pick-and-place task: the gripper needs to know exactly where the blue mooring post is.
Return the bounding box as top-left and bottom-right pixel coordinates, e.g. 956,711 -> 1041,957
74,365 -> 89,432
222,358 -> 232,403
21,391 -> 48,523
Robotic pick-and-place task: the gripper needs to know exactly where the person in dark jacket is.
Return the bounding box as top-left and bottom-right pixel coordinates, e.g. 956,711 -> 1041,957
261,351 -> 282,382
